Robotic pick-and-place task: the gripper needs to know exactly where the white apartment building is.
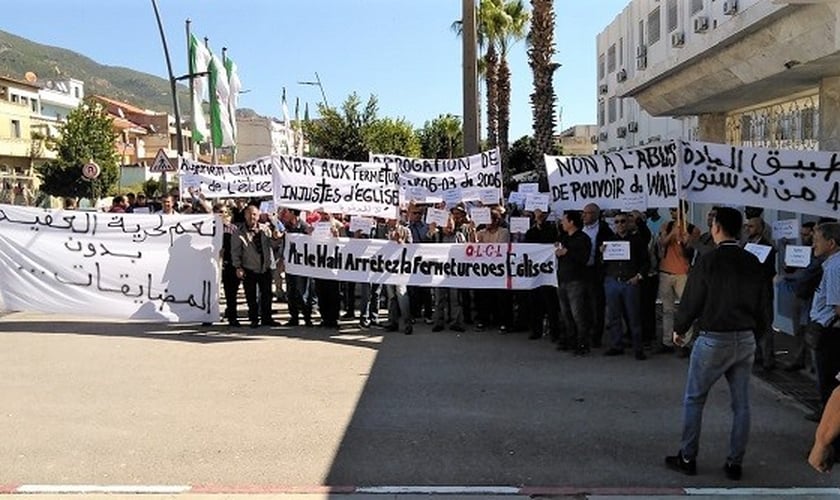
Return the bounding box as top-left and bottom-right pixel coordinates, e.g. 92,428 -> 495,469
235,115 -> 298,162
600,0 -> 840,332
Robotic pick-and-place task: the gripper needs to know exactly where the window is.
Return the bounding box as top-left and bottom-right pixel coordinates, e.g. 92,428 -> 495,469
31,99 -> 38,113
74,87 -> 80,98
11,94 -> 19,104
619,98 -> 624,119
667,0 -> 678,33
619,37 -> 624,66
648,8 -> 661,45
691,0 -> 704,15
608,97 -> 617,123
607,44 -> 616,73
598,101 -> 605,126
11,119 -> 21,138
598,53 -> 605,80
638,20 -> 645,50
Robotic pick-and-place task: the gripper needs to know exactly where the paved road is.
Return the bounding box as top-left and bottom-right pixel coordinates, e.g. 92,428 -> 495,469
0,310 -> 834,493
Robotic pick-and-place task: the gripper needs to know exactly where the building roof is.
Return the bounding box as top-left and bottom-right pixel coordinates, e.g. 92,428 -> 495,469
0,75 -> 40,91
91,94 -> 162,116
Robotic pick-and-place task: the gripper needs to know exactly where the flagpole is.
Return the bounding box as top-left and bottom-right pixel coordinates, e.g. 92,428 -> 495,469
222,47 -> 232,163
186,19 -> 195,162
150,0 -> 183,193
208,38 -> 217,166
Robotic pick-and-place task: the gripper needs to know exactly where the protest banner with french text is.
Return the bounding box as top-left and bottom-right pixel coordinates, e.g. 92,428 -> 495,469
371,149 -> 503,206
0,205 -> 221,322
283,234 -> 557,289
544,142 -> 680,209
273,154 -> 399,218
178,156 -> 273,199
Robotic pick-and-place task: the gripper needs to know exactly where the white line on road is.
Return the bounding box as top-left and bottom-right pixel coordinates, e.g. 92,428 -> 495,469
15,485 -> 191,494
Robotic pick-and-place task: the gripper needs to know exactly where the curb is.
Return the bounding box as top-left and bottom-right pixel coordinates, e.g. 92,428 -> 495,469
2,485 -> 840,496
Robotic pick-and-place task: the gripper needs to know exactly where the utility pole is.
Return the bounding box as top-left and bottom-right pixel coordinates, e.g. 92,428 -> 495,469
462,0 -> 479,155
150,0 -> 184,193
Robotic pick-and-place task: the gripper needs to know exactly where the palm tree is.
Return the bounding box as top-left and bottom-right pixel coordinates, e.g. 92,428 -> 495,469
495,0 -> 529,164
528,0 -> 558,160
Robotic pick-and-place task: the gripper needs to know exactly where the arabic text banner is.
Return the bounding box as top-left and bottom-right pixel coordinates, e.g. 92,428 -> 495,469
283,234 -> 557,289
680,140 -> 840,218
0,205 -> 221,322
178,156 -> 273,199
273,154 -> 399,218
371,149 -> 504,205
544,142 -> 680,210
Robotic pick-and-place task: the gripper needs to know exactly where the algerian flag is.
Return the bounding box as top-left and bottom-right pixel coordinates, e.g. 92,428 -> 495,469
209,52 -> 234,148
225,56 -> 241,142
281,88 -> 293,154
189,34 -> 211,144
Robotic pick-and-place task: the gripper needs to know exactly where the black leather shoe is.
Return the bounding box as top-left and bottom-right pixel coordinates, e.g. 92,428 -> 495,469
404,324 -> 413,335
228,320 -> 242,327
528,332 -> 543,340
304,318 -> 313,327
724,461 -> 742,480
262,320 -> 280,327
432,324 -> 444,332
284,319 -> 299,327
249,322 -> 260,329
603,348 -> 624,356
665,451 -> 697,476
635,350 -> 647,360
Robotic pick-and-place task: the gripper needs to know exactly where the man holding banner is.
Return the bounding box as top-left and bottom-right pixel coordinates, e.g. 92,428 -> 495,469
231,204 -> 281,328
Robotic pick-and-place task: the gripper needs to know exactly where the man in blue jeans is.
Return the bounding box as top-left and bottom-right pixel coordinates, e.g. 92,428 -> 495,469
666,207 -> 769,481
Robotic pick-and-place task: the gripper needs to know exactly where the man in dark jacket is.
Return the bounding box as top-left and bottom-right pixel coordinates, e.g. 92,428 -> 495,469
666,207 -> 769,481
582,203 -> 615,348
556,210 -> 592,354
524,208 -> 560,340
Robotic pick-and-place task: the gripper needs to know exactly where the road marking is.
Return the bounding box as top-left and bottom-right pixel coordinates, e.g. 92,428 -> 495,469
356,486 -> 522,494
15,485 -> 191,494
685,487 -> 840,496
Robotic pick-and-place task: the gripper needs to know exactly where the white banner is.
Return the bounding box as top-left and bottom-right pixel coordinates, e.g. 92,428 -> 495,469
370,149 -> 504,206
680,140 -> 840,218
545,142 -> 680,209
178,156 -> 273,199
273,154 -> 398,218
0,205 -> 221,322
283,234 -> 557,289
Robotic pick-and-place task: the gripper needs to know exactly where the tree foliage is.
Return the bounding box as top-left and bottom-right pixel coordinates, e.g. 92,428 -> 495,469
417,114 -> 464,159
36,100 -> 119,199
366,117 -> 421,157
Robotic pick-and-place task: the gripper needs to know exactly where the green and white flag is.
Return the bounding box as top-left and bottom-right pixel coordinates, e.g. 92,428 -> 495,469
188,34 -> 211,144
225,56 -> 241,143
209,53 -> 234,148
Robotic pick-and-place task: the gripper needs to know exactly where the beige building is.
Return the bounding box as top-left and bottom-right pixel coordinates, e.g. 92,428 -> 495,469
555,124 -> 599,156
0,76 -> 41,196
235,115 -> 301,162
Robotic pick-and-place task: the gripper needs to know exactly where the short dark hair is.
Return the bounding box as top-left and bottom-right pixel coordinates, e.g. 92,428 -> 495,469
816,222 -> 840,246
714,206 -> 742,239
563,210 -> 583,229
289,208 -> 301,217
803,221 -> 816,230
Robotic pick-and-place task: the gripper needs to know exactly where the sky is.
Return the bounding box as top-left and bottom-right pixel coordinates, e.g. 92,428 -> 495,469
2,0 -> 628,141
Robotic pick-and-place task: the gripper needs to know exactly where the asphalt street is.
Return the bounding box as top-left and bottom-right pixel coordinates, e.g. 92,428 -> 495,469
0,308 -> 834,494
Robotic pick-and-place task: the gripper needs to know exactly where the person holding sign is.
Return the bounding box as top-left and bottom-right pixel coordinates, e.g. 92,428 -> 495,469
475,207 -> 512,333
744,216 -> 777,371
384,217 -> 413,335
282,209 -> 314,327
430,204 -> 475,333
524,208 -> 561,341
657,203 -> 700,356
214,203 -> 242,327
666,207 -> 769,481
582,203 -> 615,349
601,212 -> 650,360
232,204 -> 282,328
407,204 -> 434,325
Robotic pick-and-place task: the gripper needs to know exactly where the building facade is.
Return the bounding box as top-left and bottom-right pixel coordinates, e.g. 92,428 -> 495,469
0,76 -> 42,196
235,115 -> 297,162
555,124 -> 599,156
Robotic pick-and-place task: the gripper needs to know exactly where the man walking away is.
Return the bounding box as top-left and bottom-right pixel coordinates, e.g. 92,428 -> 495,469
665,207 -> 768,481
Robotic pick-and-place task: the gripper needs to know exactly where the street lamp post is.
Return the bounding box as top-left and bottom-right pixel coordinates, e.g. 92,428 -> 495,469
297,72 -> 329,108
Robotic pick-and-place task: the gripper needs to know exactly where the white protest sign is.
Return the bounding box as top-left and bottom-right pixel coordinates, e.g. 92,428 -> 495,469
509,216 -> 530,234
132,207 -> 150,214
349,216 -> 374,234
470,207 -> 492,225
545,143 -> 679,210
681,140 -> 840,218
518,183 -> 539,195
0,205 -> 220,322
442,189 -> 462,207
371,149 -> 503,205
284,234 -> 557,289
622,192 -> 648,212
772,219 -> 800,240
259,200 -> 275,214
785,245 -> 812,268
744,243 -> 773,263
179,156 -> 273,199
524,193 -> 550,212
273,154 -> 398,218
311,221 -> 334,239
508,192 -> 526,207
602,240 -> 631,261
407,186 -> 426,202
425,207 -> 449,227
479,188 -> 501,206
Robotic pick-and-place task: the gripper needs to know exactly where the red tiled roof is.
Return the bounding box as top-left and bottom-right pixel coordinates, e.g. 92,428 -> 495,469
91,94 -> 162,116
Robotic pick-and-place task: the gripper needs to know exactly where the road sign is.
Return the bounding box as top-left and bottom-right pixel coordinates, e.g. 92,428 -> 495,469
82,162 -> 100,180
149,149 -> 175,173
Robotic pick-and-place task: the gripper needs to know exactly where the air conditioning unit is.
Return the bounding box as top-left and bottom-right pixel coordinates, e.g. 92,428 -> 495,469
636,56 -> 647,70
693,16 -> 709,33
616,69 -> 627,82
617,126 -> 627,138
671,32 -> 685,47
599,131 -> 609,141
628,121 -> 638,133
723,0 -> 738,15
599,84 -> 609,94
636,45 -> 647,58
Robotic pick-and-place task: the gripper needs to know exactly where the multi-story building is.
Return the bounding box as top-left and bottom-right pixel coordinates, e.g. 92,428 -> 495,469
235,115 -> 298,162
602,0 -> 840,331
555,124 -> 599,156
0,76 -> 42,194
